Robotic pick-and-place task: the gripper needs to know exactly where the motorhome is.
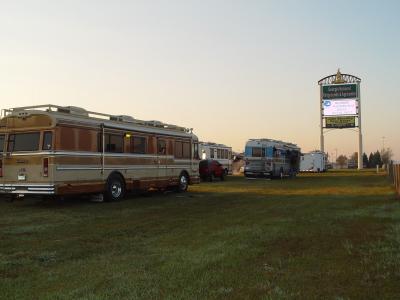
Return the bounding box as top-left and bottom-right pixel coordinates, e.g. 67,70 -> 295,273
198,142 -> 232,174
300,151 -> 327,172
0,104 -> 200,201
244,139 -> 301,178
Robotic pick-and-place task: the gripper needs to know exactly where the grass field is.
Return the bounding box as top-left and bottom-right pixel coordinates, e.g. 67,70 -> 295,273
1,170 -> 400,299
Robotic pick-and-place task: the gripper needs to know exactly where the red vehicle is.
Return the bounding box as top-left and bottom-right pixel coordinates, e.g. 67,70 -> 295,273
199,159 -> 225,181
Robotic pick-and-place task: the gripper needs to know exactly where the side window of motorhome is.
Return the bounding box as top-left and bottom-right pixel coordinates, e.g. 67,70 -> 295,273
157,139 -> 167,155
7,132 -> 40,152
175,141 -> 190,158
42,131 -> 53,150
106,134 -> 124,153
175,141 -> 183,158
0,134 -> 4,152
59,127 -> 97,151
131,136 -> 146,154
182,142 -> 190,158
274,149 -> 283,158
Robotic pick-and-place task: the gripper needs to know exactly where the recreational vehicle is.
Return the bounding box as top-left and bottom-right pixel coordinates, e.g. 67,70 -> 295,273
0,105 -> 200,201
244,139 -> 301,178
198,142 -> 232,174
300,151 -> 327,172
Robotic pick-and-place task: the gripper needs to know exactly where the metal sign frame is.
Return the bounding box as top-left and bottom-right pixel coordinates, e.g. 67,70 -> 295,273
318,70 -> 363,169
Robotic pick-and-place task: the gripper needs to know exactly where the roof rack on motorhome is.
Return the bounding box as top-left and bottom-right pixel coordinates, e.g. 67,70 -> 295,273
2,104 -> 190,133
248,138 -> 299,148
201,142 -> 230,147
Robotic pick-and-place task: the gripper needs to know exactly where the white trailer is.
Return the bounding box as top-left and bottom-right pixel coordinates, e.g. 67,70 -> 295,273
198,142 -> 232,174
300,151 -> 327,172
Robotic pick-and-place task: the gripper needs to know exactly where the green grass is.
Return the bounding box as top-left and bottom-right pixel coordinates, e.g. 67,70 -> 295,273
1,170 -> 400,299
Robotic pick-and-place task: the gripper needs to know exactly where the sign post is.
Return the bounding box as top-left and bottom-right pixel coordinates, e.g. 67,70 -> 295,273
318,70 -> 363,169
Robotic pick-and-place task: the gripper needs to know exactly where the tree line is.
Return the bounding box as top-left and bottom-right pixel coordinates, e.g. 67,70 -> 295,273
334,148 -> 393,168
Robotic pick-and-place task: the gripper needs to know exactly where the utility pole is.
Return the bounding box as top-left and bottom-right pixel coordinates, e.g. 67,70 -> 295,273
382,136 -> 385,151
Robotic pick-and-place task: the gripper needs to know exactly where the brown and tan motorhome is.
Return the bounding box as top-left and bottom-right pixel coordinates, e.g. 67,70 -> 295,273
0,104 -> 200,201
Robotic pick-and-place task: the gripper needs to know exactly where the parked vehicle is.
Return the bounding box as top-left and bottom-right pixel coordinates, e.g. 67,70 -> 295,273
198,142 -> 232,174
199,159 -> 225,181
244,139 -> 301,179
300,151 -> 327,172
0,104 -> 200,201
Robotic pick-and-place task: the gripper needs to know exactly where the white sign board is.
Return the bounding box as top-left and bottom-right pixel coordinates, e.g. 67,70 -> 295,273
323,99 -> 357,116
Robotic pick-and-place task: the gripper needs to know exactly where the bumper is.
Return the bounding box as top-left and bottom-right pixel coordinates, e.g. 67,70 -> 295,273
244,171 -> 271,178
0,184 -> 55,195
190,176 -> 200,184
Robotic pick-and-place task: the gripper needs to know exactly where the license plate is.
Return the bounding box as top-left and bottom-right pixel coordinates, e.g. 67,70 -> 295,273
18,174 -> 26,181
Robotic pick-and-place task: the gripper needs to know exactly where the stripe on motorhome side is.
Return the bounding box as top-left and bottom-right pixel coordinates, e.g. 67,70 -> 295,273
56,165 -> 194,171
9,151 -> 176,158
9,151 -> 197,163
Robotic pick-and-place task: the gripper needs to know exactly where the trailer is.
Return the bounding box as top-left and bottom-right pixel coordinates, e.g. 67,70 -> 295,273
300,151 -> 327,172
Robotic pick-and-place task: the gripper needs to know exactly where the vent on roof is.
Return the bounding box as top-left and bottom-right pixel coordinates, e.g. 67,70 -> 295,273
110,115 -> 136,123
57,106 -> 89,116
145,120 -> 164,127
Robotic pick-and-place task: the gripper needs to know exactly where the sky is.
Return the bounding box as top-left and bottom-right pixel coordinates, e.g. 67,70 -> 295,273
1,0 -> 399,160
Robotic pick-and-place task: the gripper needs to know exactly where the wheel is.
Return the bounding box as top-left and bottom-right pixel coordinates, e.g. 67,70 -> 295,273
105,174 -> 125,201
177,173 -> 189,192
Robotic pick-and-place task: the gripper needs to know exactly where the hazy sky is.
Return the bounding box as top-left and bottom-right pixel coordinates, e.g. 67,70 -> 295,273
1,1 -> 399,159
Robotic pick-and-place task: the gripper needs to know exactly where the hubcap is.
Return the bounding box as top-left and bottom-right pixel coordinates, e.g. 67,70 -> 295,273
180,175 -> 188,190
111,181 -> 122,198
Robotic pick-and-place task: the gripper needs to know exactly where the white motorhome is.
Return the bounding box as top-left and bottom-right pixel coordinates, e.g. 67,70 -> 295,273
244,139 -> 301,178
198,142 -> 232,174
300,151 -> 327,172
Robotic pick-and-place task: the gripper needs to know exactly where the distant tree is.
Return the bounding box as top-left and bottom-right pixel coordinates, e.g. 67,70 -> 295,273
363,153 -> 369,168
372,150 -> 382,168
336,155 -> 348,168
368,152 -> 374,168
381,148 -> 394,166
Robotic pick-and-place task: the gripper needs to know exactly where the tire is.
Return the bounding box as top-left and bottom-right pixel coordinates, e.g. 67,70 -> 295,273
104,174 -> 125,202
177,173 -> 189,192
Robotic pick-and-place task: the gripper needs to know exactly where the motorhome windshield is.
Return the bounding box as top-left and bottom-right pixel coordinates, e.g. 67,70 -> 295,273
7,132 -> 40,152
251,147 -> 266,157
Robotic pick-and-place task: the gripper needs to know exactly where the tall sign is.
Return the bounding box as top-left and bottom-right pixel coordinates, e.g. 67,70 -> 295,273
318,70 -> 362,169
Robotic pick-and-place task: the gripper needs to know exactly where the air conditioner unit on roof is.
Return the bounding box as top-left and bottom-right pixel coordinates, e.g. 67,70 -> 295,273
57,106 -> 89,116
